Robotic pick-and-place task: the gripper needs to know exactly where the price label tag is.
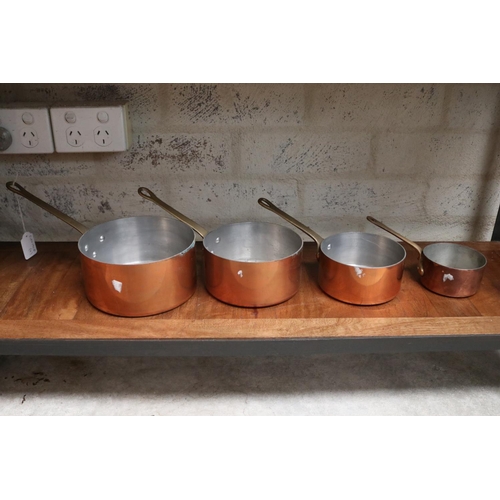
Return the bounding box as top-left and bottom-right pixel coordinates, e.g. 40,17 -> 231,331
21,232 -> 37,260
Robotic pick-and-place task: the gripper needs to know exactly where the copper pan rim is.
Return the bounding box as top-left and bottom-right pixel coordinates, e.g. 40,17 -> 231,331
77,216 -> 196,265
320,232 -> 407,269
203,222 -> 304,264
422,242 -> 487,272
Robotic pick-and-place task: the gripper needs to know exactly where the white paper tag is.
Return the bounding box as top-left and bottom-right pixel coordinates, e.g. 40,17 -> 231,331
21,232 -> 37,260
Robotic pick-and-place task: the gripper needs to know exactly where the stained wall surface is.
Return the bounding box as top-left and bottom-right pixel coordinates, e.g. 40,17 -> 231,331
0,83 -> 499,242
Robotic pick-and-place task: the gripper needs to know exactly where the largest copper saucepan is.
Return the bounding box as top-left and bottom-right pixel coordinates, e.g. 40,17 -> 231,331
138,187 -> 303,307
258,198 -> 406,305
6,182 -> 197,317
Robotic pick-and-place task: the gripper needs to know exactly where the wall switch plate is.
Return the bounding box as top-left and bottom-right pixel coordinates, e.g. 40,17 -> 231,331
50,102 -> 132,153
0,105 -> 54,154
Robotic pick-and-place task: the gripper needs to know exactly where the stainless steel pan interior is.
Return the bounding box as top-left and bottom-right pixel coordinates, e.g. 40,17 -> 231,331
203,221 -> 303,262
319,232 -> 406,268
77,216 -> 195,265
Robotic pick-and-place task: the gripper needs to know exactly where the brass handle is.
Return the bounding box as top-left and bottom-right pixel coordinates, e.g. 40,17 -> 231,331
258,198 -> 324,249
138,187 -> 208,239
367,216 -> 424,276
6,181 -> 88,235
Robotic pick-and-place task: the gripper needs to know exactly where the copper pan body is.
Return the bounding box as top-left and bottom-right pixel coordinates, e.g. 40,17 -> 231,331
367,218 -> 487,298
6,182 -> 197,317
204,249 -> 301,307
419,243 -> 486,297
75,216 -> 197,316
138,188 -> 303,307
318,234 -> 405,305
79,244 -> 196,317
258,199 -> 406,305
202,223 -> 302,307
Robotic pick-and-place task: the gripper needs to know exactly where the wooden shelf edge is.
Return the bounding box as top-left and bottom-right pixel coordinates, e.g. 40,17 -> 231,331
1,317 -> 500,340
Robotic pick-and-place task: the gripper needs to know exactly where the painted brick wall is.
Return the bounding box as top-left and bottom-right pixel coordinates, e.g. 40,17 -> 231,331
0,83 -> 499,243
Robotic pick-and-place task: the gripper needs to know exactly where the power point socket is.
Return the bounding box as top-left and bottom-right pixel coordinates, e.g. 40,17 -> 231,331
66,127 -> 84,147
20,127 -> 39,148
0,106 -> 54,154
94,126 -> 112,147
50,102 -> 131,153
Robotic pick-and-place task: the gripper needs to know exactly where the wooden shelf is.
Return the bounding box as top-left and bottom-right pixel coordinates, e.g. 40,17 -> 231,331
1,241 -> 500,356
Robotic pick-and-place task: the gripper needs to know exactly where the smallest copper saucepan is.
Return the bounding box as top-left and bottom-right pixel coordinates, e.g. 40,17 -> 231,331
367,216 -> 487,298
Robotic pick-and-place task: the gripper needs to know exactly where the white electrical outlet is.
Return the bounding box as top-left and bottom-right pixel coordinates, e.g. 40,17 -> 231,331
50,102 -> 131,153
0,105 -> 54,154
94,126 -> 113,147
66,126 -> 84,147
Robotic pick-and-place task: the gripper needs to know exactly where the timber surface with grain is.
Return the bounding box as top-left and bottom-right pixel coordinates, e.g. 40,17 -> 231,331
1,242 -> 500,341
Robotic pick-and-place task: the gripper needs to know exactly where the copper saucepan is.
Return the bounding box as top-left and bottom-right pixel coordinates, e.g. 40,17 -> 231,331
138,187 -> 303,307
367,216 -> 487,297
258,198 -> 406,305
6,182 -> 197,316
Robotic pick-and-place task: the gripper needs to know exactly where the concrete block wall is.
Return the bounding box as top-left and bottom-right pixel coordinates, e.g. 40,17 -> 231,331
0,83 -> 499,243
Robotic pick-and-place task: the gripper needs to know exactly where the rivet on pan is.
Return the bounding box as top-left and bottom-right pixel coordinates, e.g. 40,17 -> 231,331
327,244 -> 331,250
215,237 -> 220,243
84,245 -> 89,252
92,251 -> 97,258
99,235 -> 105,242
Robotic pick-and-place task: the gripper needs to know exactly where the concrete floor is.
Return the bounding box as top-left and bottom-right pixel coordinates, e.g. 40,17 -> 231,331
1,351 -> 500,415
